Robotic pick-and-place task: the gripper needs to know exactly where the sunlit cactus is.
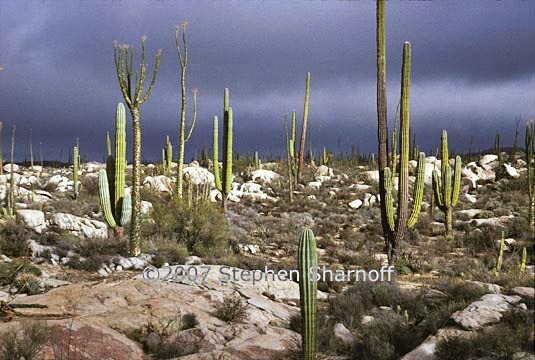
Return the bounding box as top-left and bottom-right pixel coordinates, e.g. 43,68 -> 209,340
98,103 -> 131,238
298,228 -> 317,360
213,88 -> 233,210
526,121 -> 534,231
297,72 -> 311,183
73,145 -> 79,199
379,41 -> 426,262
432,130 -> 462,237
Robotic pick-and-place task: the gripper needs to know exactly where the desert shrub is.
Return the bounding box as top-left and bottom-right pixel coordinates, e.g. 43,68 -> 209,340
437,279 -> 487,304
0,220 -> 31,257
436,309 -> 534,359
213,295 -> 248,323
0,320 -> 49,360
81,174 -> 99,197
66,254 -> 107,272
180,313 -> 199,330
77,237 -> 128,258
0,260 -> 42,288
148,200 -> 229,258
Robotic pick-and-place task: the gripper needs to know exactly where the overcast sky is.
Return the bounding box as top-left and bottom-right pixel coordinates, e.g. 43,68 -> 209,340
1,0 -> 534,162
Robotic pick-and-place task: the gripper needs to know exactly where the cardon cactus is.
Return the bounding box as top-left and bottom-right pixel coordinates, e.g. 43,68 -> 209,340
298,229 -> 317,360
432,130 -> 461,237
213,88 -> 233,210
526,121 -> 534,231
98,103 -> 131,238
297,72 -> 311,183
73,145 -> 79,199
380,41 -> 426,262
164,135 -> 173,173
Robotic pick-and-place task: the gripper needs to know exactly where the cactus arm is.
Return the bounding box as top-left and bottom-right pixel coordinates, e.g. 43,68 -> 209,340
184,89 -> 198,143
120,192 -> 132,226
223,106 -> 233,196
451,155 -> 462,207
520,247 -> 527,272
298,229 -> 317,360
432,170 -> 444,208
408,152 -> 426,228
440,130 -> 449,179
98,169 -> 117,228
384,167 -> 396,232
106,130 -> 112,157
213,116 -> 222,192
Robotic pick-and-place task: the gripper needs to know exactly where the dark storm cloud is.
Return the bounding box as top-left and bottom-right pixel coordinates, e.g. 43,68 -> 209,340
0,0 -> 534,161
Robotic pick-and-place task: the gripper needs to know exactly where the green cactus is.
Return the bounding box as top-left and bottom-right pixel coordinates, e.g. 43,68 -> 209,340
494,231 -> 505,276
432,130 -> 461,237
390,101 -> 399,185
298,228 -> 317,360
73,145 -> 79,199
98,103 -> 131,238
29,128 -> 34,170
164,135 -> 173,173
520,246 -> 527,272
526,122 -> 534,231
213,88 -> 233,210
285,119 -> 294,202
494,130 -> 501,162
2,124 -> 16,217
106,130 -> 112,157
380,42 -> 426,262
0,121 -> 3,176
253,151 -> 261,170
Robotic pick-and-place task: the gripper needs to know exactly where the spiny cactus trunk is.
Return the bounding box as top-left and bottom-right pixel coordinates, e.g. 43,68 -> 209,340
298,229 -> 317,360
445,208 -> 453,236
130,110 -> 142,256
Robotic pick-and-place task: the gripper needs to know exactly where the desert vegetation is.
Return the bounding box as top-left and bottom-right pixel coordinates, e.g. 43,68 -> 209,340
0,1 -> 534,359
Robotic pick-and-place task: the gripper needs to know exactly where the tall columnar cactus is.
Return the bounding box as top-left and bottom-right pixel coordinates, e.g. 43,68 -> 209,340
175,22 -> 198,199
253,151 -> 260,170
285,120 -> 294,202
162,135 -> 173,173
390,101 -> 399,184
494,231 -> 505,276
380,41 -> 426,262
114,36 -> 162,255
29,128 -> 34,170
520,247 -> 527,272
526,121 -> 534,231
0,121 -> 3,176
98,103 -> 131,238
432,130 -> 461,237
213,88 -> 233,211
494,130 -> 502,162
298,229 -> 317,360
297,72 -> 311,183
73,145 -> 79,199
3,125 -> 16,217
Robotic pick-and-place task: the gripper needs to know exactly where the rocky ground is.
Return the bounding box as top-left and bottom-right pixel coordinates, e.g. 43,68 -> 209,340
0,153 -> 533,359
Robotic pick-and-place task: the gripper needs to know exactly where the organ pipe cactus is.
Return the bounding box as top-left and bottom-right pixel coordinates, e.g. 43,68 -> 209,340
213,88 -> 233,211
298,228 -> 317,360
73,145 -> 79,199
114,36 -> 162,255
432,130 -> 461,237
98,103 -> 131,238
526,121 -> 534,231
380,41 -> 426,262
